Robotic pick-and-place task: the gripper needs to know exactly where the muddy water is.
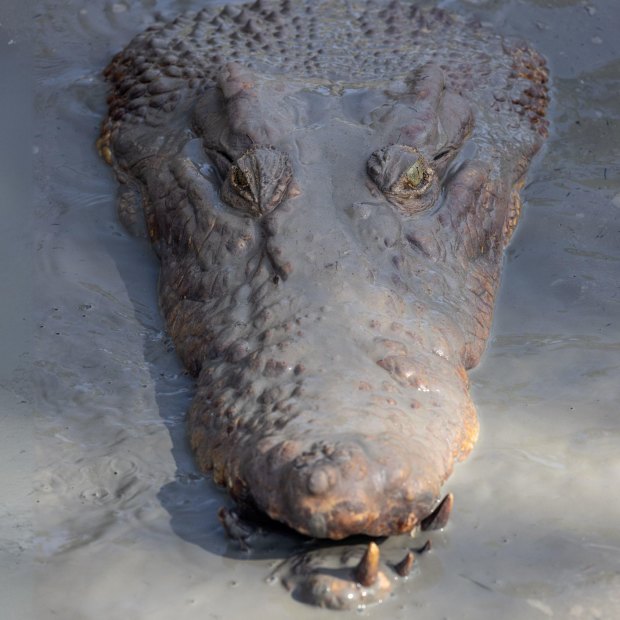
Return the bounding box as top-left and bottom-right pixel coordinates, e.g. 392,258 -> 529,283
1,0 -> 619,617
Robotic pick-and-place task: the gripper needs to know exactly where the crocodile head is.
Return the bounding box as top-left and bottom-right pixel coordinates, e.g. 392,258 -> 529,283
101,3 -> 548,542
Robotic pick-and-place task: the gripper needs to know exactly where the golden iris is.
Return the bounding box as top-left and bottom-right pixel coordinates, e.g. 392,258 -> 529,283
403,159 -> 425,189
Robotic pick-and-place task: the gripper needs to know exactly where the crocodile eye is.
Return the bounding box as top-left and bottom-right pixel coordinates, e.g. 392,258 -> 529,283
367,144 -> 438,214
221,146 -> 293,218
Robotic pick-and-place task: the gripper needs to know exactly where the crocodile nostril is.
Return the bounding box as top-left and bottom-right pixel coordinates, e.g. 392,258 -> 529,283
307,466 -> 337,496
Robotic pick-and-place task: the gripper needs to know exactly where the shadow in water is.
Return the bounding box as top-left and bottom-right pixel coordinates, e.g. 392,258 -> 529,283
104,213 -> 319,562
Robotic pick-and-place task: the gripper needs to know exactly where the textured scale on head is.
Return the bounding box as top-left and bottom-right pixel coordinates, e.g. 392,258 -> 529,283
100,0 -> 548,543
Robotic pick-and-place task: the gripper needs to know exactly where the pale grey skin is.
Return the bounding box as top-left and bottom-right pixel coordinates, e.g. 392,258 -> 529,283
100,0 -> 549,608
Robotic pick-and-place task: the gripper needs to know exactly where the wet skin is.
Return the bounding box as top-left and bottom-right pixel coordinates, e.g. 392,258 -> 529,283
100,0 -> 549,608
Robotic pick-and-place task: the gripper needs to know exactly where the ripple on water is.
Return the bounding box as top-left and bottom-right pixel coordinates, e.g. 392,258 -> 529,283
36,447 -> 176,554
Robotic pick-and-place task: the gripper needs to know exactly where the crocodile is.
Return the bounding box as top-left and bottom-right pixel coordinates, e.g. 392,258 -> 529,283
99,0 -> 549,608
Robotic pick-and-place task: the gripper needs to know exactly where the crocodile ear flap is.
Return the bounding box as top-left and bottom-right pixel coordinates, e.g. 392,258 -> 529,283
400,64 -> 446,104
215,63 -> 269,145
192,63 -> 260,148
217,62 -> 259,102
386,65 -> 473,168
192,65 -> 257,157
388,65 -> 447,147
367,65 -> 448,149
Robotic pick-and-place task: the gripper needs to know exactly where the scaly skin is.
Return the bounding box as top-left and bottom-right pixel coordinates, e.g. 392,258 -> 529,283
100,0 -> 548,551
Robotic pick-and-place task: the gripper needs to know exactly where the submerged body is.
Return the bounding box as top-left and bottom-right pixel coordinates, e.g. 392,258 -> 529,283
100,1 -> 548,542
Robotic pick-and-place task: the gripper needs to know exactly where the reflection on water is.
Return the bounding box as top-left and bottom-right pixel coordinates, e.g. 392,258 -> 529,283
8,0 -> 620,617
